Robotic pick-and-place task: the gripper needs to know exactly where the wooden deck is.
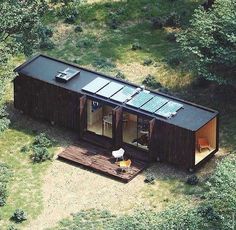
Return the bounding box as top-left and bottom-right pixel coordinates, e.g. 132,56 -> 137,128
58,141 -> 148,183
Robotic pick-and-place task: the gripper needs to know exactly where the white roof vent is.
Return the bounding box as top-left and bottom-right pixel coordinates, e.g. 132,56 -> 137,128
55,67 -> 80,83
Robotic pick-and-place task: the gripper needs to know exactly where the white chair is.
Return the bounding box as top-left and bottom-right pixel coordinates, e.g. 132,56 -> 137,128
112,148 -> 125,162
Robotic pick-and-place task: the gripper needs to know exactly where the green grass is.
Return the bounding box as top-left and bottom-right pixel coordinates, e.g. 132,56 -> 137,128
1,0 -> 236,229
0,127 -> 54,228
43,0 -> 204,89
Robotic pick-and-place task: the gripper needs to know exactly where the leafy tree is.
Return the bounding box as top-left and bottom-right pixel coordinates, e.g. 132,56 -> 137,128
0,0 -> 48,57
0,0 -> 49,132
177,0 -> 236,84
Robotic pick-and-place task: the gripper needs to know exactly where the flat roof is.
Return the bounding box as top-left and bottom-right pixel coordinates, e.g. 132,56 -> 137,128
14,54 -> 218,131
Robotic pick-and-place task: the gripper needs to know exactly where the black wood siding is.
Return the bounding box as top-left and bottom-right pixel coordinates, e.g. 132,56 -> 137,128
150,119 -> 195,169
14,75 -> 81,131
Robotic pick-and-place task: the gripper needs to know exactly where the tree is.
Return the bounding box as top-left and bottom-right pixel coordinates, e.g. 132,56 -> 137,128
0,0 -> 48,133
177,0 -> 236,84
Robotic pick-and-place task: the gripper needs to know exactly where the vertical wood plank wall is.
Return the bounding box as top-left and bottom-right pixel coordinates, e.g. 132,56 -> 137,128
14,75 -> 81,131
152,119 -> 195,169
79,95 -> 87,138
112,107 -> 123,149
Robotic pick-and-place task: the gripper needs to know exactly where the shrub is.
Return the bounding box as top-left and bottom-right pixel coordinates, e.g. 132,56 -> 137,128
0,117 -> 10,133
74,25 -> 83,33
151,17 -> 165,29
7,224 -> 18,230
39,39 -> 55,50
144,175 -> 155,184
142,74 -> 162,89
20,145 -> 30,153
31,146 -> 52,163
92,57 -> 116,69
38,25 -> 53,38
143,59 -> 153,66
64,15 -> 77,24
56,3 -> 79,24
0,106 -> 10,133
165,12 -> 180,27
115,71 -> 126,80
0,183 -> 7,206
166,53 -> 181,66
37,25 -> 54,50
76,37 -> 95,49
151,12 -> 180,29
186,175 -> 199,185
106,13 -> 121,29
0,163 -> 11,206
11,209 -> 27,223
33,133 -> 52,148
197,205 -> 220,221
166,32 -> 176,42
131,42 -> 142,50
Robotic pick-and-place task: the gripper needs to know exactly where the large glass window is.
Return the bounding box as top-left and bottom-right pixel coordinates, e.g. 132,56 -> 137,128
87,99 -> 113,138
122,111 -> 150,150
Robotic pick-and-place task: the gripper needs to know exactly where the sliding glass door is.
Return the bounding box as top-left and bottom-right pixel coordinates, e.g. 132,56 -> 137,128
86,99 -> 113,138
122,111 -> 150,150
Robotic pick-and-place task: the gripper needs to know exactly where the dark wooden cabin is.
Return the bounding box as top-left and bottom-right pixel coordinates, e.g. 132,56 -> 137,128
14,54 -> 219,171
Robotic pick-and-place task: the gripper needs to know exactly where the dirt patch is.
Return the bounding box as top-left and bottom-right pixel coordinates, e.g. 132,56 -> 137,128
25,155 -> 148,230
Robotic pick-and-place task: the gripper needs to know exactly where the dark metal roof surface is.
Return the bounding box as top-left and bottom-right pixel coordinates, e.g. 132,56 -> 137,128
14,54 -> 218,131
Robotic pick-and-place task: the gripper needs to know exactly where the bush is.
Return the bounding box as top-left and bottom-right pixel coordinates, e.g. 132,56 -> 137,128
74,25 -> 83,33
11,209 -> 27,223
151,17 -> 165,29
92,57 -> 116,69
20,145 -> 30,153
106,12 -> 121,29
165,12 -> 180,27
142,74 -> 162,89
39,39 -> 55,50
7,224 -> 18,230
151,12 -> 180,29
166,53 -> 182,66
38,25 -> 53,38
31,146 -> 52,163
0,106 -> 10,133
33,133 -> 52,148
166,32 -> 176,42
131,42 -> 142,50
186,175 -> 199,185
115,71 -> 126,80
38,25 -> 54,50
144,175 -> 155,184
0,163 -> 11,206
0,183 -> 7,206
143,59 -> 153,66
76,37 -> 95,49
31,133 -> 53,163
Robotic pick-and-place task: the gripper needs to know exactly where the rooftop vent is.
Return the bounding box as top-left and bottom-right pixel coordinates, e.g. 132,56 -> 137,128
55,68 -> 80,83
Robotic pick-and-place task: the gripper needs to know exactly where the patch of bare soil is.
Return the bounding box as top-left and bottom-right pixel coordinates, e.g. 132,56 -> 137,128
25,155 -> 148,230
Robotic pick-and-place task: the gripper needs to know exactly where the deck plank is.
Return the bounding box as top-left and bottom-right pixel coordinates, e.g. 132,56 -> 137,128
58,141 -> 148,183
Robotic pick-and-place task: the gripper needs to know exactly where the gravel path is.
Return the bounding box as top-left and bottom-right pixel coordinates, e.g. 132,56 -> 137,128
25,155 -> 147,230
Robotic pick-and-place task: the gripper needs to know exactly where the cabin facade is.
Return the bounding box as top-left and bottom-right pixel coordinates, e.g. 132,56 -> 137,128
14,54 -> 219,170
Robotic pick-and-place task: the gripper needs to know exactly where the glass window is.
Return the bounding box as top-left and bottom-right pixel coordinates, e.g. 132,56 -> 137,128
87,99 -> 113,138
122,111 -> 149,150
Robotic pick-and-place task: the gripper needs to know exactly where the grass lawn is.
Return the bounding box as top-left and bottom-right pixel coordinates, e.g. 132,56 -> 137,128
0,0 -> 236,229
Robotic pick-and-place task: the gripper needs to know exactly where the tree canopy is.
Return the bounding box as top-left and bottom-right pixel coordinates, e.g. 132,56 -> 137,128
0,0 -> 48,132
177,0 -> 236,84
